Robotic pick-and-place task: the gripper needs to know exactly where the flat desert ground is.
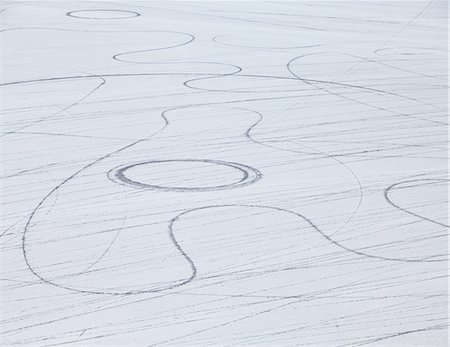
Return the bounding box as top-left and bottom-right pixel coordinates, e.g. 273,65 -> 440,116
1,1 -> 448,346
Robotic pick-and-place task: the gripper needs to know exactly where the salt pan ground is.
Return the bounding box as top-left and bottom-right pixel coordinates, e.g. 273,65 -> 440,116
1,1 -> 448,346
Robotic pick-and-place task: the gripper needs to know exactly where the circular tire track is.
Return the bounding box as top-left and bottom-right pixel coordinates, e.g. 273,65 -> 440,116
66,9 -> 140,20
107,159 -> 262,192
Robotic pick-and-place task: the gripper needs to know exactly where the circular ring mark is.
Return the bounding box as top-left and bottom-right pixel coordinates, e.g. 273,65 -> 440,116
108,159 -> 262,192
66,9 -> 140,20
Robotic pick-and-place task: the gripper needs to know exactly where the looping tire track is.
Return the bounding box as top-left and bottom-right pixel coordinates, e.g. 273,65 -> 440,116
384,178 -> 449,228
10,57 -> 446,296
2,4 -> 446,347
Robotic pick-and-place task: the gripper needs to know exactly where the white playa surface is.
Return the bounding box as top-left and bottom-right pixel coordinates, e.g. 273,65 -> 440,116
1,1 -> 448,346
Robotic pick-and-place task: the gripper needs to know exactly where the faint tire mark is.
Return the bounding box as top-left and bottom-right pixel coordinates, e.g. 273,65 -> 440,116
212,33 -> 322,50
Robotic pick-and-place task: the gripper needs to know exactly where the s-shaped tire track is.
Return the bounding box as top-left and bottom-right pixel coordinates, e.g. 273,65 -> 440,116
244,108 -> 444,263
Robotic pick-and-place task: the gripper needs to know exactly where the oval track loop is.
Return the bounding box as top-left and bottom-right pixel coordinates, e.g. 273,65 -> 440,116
107,159 -> 261,192
66,9 -> 140,20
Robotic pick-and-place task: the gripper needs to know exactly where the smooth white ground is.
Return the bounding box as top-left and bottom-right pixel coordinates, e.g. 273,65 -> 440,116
1,1 -> 448,346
